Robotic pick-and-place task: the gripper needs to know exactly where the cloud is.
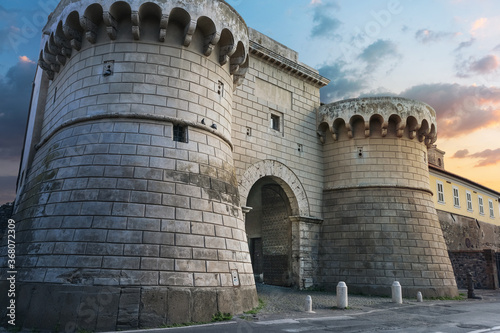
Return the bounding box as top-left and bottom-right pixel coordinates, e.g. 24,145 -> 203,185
0,60 -> 34,160
452,149 -> 470,158
469,55 -> 499,74
471,17 -> 488,34
415,29 -> 456,44
357,39 -> 400,71
0,176 -> 17,204
19,55 -> 35,64
452,148 -> 500,167
399,83 -> 500,138
310,2 -> 342,39
318,61 -> 366,102
0,60 -> 34,202
318,40 -> 401,102
457,55 -> 500,77
454,38 -> 475,52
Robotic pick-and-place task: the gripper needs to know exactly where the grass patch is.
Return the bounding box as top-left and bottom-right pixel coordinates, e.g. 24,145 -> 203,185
212,312 -> 232,322
160,311 -> 233,328
244,298 -> 266,315
426,293 -> 466,301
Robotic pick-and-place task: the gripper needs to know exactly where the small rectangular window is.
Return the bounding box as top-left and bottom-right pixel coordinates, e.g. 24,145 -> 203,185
478,196 -> 484,215
437,181 -> 444,203
453,186 -> 460,208
271,114 -> 280,131
173,124 -> 188,143
466,191 -> 473,211
489,199 -> 495,218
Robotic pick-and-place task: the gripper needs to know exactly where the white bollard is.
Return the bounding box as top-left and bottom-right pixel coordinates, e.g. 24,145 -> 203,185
305,295 -> 315,313
392,281 -> 402,304
336,281 -> 348,309
417,291 -> 423,302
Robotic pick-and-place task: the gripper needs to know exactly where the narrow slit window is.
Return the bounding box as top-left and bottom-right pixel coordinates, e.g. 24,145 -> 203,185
217,81 -> 224,97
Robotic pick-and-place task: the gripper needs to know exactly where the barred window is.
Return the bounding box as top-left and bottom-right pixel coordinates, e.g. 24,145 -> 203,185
173,124 -> 187,143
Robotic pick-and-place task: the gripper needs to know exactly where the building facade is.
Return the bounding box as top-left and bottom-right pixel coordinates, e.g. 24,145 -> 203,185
1,0 -> 499,331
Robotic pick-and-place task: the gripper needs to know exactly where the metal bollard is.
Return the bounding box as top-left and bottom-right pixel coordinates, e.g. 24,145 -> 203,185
336,281 -> 348,309
305,295 -> 314,313
392,281 -> 402,304
417,291 -> 423,302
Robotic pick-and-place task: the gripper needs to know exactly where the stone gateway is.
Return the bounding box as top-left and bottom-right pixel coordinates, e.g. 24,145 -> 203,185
0,0 -> 460,330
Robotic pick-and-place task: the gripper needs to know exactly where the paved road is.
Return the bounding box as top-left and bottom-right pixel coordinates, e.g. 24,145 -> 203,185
123,289 -> 500,333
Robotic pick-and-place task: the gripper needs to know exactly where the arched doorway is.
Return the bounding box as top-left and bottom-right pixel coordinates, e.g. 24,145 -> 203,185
245,178 -> 293,287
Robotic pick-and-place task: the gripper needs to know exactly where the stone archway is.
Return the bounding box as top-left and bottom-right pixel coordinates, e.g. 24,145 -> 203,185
239,160 -> 321,288
239,160 -> 310,217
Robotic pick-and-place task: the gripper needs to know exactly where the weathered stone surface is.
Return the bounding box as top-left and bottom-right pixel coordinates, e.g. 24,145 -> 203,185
139,287 -> 168,327
166,288 -> 191,325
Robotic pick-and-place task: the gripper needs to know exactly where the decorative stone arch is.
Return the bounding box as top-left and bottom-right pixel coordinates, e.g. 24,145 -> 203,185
239,159 -> 310,217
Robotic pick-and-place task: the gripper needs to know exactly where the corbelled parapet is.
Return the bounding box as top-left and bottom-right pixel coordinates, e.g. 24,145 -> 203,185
317,97 -> 458,298
317,96 -> 437,146
4,0 -> 257,331
39,0 -> 249,85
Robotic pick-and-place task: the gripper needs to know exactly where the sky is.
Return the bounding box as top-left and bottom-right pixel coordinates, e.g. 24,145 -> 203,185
1,0 -> 500,204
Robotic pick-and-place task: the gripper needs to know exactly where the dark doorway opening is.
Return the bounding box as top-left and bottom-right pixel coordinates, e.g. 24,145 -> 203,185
245,179 -> 292,287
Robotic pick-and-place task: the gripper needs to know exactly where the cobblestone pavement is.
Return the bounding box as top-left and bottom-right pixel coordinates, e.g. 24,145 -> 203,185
254,283 -> 394,316
252,283 -> 500,319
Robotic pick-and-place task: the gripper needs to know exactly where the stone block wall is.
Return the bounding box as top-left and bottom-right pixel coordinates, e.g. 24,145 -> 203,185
232,29 -> 325,218
448,250 -> 499,289
323,136 -> 431,191
320,186 -> 458,297
0,203 -> 13,241
438,210 -> 500,252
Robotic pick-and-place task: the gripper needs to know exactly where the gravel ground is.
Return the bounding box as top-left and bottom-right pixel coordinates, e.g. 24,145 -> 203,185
255,283 -> 394,315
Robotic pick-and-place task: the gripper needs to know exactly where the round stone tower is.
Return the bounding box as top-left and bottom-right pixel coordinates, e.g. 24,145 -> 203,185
317,97 -> 458,298
7,0 -> 257,330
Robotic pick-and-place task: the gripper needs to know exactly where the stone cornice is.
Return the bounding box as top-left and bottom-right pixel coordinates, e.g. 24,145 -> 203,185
249,40 -> 330,87
34,113 -> 234,152
290,215 -> 323,224
323,184 -> 434,196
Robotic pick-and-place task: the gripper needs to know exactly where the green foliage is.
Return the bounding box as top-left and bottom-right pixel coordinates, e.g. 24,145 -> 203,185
77,329 -> 93,333
244,298 -> 266,314
212,311 -> 233,322
426,293 -> 465,301
160,311 -> 233,328
7,326 -> 21,333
